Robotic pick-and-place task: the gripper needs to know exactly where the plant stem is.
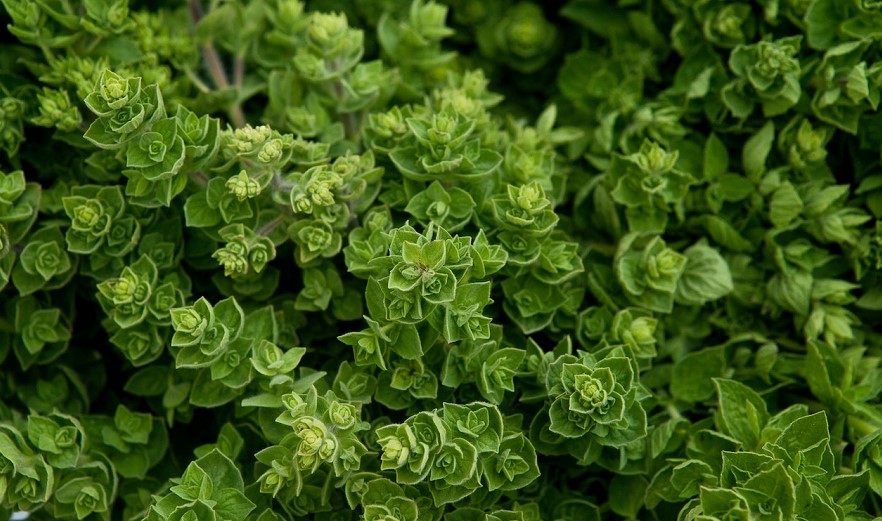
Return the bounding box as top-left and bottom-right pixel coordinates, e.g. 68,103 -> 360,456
85,34 -> 104,54
184,67 -> 213,93
202,44 -> 228,89
188,0 -> 247,128
234,56 -> 245,88
342,111 -> 359,143
256,214 -> 287,237
188,170 -> 209,187
849,415 -> 880,440
39,45 -> 56,62
271,171 -> 295,193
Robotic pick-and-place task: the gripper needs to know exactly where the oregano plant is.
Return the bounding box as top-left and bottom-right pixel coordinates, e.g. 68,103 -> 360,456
1,0 -> 882,520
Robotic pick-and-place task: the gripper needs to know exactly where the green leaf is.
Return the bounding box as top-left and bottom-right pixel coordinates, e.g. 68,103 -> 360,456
189,370 -> 242,408
743,121 -> 775,181
390,323 -> 422,360
215,488 -> 256,521
671,346 -> 726,403
184,193 -> 221,228
125,366 -> 169,396
767,268 -> 813,316
481,433 -> 540,491
675,242 -> 734,305
713,378 -> 770,449
698,215 -> 755,252
769,182 -> 803,228
477,348 -> 525,404
114,405 -> 154,445
561,0 -> 630,37
608,474 -> 647,519
703,133 -> 729,179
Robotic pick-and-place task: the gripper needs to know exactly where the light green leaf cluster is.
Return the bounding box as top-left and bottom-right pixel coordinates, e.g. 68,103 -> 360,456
254,386 -> 369,499
168,296 -> 256,405
606,140 -> 696,233
146,450 -> 255,521
82,70 -> 221,207
475,2 -> 558,74
540,347 -> 647,465
340,223 -> 505,383
62,185 -> 139,263
376,402 -> 538,505
723,36 -> 803,118
213,224 -> 276,279
672,381 -> 868,521
615,234 -> 688,313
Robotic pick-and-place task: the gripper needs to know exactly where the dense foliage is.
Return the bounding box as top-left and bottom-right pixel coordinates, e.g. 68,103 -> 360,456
2,0 -> 882,519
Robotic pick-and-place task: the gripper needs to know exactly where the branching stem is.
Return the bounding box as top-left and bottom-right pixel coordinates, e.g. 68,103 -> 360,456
188,0 -> 247,128
256,214 -> 288,237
